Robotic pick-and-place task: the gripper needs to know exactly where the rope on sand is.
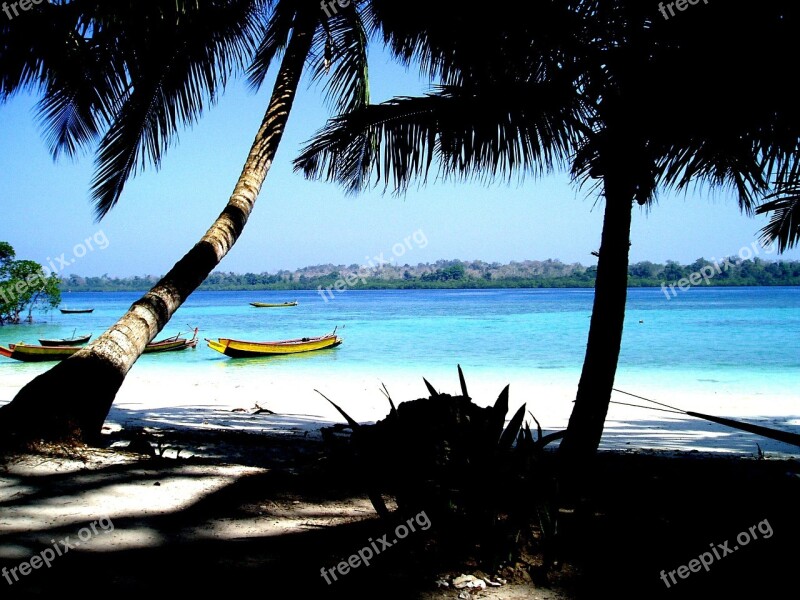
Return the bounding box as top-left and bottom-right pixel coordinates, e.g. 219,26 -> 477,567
611,388 -> 800,449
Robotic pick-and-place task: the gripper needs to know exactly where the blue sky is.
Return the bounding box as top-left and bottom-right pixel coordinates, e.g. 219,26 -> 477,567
1,44 -> 797,277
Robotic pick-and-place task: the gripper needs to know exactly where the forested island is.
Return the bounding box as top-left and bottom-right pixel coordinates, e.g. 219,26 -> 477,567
60,257 -> 800,292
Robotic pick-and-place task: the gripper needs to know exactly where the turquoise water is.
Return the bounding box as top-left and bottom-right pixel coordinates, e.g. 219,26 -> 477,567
2,287 -> 799,393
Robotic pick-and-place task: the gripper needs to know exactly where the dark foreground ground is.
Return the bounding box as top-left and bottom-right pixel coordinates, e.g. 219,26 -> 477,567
1,429 -> 797,599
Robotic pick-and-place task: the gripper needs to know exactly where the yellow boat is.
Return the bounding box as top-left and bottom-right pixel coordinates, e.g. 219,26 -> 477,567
206,331 -> 342,358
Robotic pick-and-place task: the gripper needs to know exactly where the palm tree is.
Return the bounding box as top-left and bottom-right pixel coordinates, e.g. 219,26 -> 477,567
294,0 -> 800,464
0,0 -> 370,444
559,0 -> 800,463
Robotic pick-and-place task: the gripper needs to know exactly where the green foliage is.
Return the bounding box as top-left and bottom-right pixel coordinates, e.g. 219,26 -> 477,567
419,263 -> 466,282
0,243 -> 61,325
0,242 -> 15,263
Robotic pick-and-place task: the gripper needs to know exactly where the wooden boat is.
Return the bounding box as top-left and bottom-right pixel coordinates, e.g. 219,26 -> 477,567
60,308 -> 94,314
0,329 -> 199,362
143,328 -> 199,354
206,330 -> 342,358
0,344 -> 81,362
38,333 -> 91,346
250,301 -> 298,308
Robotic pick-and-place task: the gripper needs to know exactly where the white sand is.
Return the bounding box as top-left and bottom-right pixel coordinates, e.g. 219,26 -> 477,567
1,364 -> 797,580
1,364 -> 797,457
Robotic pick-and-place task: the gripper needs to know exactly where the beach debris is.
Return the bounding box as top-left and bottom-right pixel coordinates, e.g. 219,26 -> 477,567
453,574 -> 486,590
231,403 -> 275,415
435,579 -> 450,588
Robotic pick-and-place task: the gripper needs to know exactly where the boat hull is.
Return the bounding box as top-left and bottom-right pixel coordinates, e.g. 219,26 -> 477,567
0,330 -> 198,362
143,338 -> 197,353
38,334 -> 92,346
207,333 -> 342,357
0,344 -> 79,362
60,309 -> 94,314
250,302 -> 298,308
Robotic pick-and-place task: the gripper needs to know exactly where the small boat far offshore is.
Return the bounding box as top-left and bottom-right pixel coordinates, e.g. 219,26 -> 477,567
60,307 -> 94,314
250,301 -> 298,308
206,330 -> 342,358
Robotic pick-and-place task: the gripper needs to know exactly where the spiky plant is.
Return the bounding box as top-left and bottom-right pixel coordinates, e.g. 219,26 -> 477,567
324,365 -> 563,568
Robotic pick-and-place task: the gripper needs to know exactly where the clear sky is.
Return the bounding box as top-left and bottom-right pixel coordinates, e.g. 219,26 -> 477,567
1,44 -> 798,277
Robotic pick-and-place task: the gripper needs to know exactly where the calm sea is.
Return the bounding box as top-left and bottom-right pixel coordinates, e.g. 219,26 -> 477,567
1,287 -> 799,397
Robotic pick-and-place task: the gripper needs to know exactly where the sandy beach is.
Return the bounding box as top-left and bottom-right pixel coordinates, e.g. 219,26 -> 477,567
1,364 -> 798,457
1,365 -> 798,599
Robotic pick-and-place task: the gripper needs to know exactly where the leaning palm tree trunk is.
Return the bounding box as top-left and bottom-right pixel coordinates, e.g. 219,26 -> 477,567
0,16 -> 315,446
559,170 -> 633,464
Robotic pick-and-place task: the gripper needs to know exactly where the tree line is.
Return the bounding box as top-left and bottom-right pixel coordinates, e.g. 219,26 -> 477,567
58,257 -> 800,292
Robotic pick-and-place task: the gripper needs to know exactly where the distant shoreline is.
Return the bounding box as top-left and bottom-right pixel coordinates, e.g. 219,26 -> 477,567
59,256 -> 800,292
58,281 -> 800,292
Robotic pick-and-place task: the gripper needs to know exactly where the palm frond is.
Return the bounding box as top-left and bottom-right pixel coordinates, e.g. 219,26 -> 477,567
295,80 -> 584,193
757,188 -> 800,252
2,1 -> 263,216
89,0 -> 263,217
34,34 -> 128,160
0,1 -> 120,158
246,0 -> 294,90
0,1 -> 70,98
309,3 -> 369,115
655,139 -> 768,215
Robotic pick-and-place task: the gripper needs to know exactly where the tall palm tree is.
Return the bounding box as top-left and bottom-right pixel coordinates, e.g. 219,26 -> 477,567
294,0 -> 800,464
0,0 -> 370,444
559,0 -> 800,462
